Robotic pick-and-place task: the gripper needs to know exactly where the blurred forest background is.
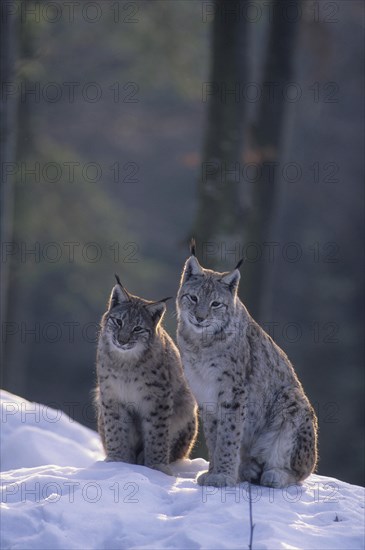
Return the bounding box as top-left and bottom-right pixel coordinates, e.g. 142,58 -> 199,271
1,0 -> 364,485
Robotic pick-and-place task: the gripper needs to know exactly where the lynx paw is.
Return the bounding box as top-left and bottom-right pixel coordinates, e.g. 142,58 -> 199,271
104,456 -> 124,463
197,471 -> 237,487
260,468 -> 296,488
148,463 -> 173,476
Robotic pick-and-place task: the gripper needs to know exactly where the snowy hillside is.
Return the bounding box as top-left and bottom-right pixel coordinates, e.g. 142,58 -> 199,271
1,390 -> 364,550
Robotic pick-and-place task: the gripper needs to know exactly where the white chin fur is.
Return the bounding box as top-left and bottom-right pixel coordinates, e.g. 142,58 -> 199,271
109,337 -> 144,358
117,343 -> 134,351
181,312 -> 224,336
190,322 -> 209,332
182,313 -> 212,333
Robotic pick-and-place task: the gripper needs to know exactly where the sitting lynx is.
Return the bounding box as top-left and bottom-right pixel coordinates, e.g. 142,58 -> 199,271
176,241 -> 318,488
95,275 -> 197,474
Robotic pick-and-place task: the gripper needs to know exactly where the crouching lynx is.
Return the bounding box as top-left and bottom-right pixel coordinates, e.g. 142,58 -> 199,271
176,242 -> 318,488
95,275 -> 197,475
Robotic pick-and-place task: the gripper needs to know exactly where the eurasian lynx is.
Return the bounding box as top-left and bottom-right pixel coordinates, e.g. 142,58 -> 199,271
176,242 -> 318,488
95,276 -> 197,475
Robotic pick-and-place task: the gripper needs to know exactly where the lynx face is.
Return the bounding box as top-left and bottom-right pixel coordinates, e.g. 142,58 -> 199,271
101,283 -> 166,354
177,256 -> 240,334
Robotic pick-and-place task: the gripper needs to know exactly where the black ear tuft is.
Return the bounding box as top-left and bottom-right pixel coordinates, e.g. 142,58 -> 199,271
115,273 -> 122,286
160,297 -> 173,303
235,258 -> 244,270
190,238 -> 196,256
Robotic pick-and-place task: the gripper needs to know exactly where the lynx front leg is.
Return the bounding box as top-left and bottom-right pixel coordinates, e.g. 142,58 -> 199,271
102,400 -> 137,463
198,401 -> 243,487
170,414 -> 198,462
141,404 -> 173,475
197,404 -> 218,482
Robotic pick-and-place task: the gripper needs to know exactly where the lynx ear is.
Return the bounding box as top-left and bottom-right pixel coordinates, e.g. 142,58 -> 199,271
145,300 -> 167,325
108,274 -> 130,309
182,255 -> 204,283
181,237 -> 203,282
221,268 -> 241,295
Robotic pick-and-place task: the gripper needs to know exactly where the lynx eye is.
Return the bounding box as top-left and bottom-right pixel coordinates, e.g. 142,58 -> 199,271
133,326 -> 143,332
188,295 -> 198,303
115,318 -> 123,327
211,301 -> 222,308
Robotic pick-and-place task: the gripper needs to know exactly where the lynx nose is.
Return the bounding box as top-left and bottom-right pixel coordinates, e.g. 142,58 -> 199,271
195,315 -> 204,323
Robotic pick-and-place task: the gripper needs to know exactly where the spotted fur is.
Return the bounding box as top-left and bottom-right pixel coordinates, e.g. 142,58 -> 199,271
95,278 -> 197,475
176,250 -> 318,488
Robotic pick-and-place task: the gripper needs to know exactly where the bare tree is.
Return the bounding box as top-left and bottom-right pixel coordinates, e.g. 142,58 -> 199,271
242,0 -> 301,318
192,0 -> 247,265
0,4 -> 18,371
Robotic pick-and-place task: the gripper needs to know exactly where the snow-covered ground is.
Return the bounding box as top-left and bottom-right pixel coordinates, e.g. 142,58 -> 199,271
1,390 -> 364,550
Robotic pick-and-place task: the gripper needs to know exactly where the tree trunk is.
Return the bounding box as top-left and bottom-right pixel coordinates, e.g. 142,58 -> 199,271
192,0 -> 247,267
2,7 -> 35,395
0,4 -> 18,372
242,0 -> 301,319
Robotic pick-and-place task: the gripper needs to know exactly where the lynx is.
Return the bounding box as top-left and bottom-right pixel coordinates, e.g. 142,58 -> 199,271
95,275 -> 197,475
176,241 -> 318,488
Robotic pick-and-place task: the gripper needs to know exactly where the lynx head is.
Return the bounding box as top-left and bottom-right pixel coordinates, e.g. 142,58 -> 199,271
101,275 -> 170,354
177,239 -> 242,334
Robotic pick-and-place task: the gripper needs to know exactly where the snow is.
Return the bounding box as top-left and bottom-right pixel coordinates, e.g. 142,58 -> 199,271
1,390 -> 364,550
